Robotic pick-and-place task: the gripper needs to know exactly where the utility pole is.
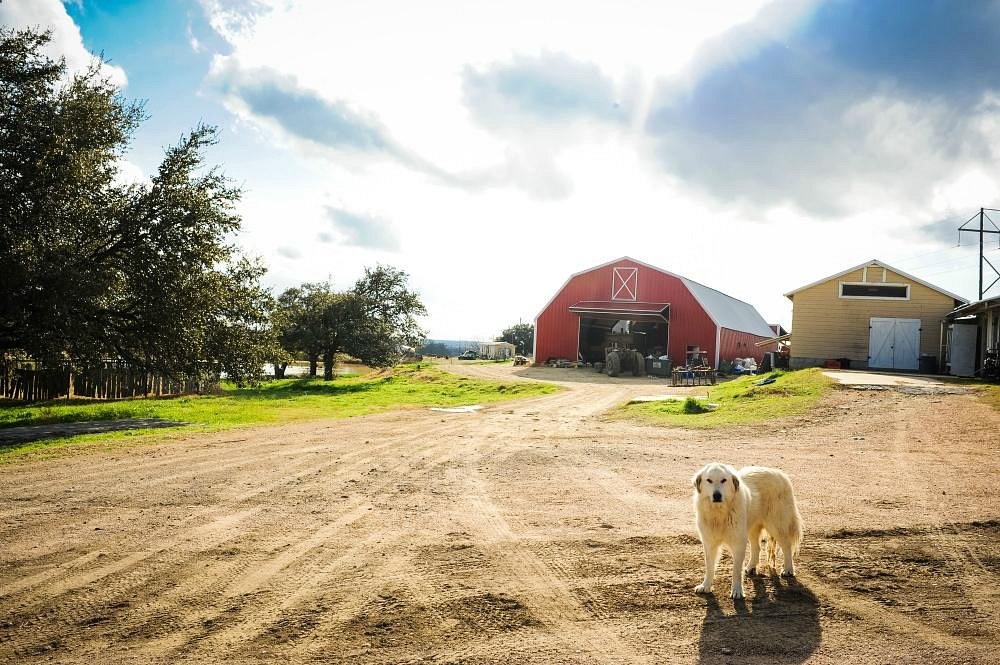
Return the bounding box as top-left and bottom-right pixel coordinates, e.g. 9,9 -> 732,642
958,207 -> 1000,300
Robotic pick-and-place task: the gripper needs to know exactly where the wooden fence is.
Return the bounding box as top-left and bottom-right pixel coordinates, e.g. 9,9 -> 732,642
0,367 -> 71,402
1,363 -> 217,402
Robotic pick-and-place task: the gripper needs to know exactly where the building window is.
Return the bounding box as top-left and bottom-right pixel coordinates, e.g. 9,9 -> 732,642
611,267 -> 638,301
839,282 -> 910,300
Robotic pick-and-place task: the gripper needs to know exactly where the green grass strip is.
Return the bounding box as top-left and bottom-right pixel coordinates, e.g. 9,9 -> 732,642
0,364 -> 557,461
617,368 -> 835,428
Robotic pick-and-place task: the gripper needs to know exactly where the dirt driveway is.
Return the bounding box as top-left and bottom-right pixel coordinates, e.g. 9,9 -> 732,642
1,364 -> 997,663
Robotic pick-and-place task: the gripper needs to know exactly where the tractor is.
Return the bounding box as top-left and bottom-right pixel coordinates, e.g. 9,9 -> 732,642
603,333 -> 645,377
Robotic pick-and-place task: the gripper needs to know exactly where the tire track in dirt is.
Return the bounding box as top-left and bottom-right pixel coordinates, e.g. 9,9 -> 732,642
222,502 -> 373,598
1,424 -> 465,660
0,509 -> 265,661
883,396 -> 1000,635
286,435 -> 506,662
0,509 -> 260,602
447,459 -> 651,664
4,413 -> 432,497
288,548 -> 464,664
165,451 -> 460,658
0,550 -> 107,598
135,438 -> 465,660
282,430 -> 552,663
134,507 -> 381,657
0,420 -> 450,620
439,378 -> 665,661
0,504 -> 57,521
133,435 -> 397,493
798,570 -> 988,652
4,430 -> 298,495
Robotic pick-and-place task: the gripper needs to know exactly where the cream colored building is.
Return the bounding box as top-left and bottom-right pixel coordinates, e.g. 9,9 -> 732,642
478,341 -> 517,360
785,259 -> 967,370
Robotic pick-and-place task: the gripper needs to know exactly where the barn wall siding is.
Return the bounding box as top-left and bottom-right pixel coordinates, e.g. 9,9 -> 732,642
790,266 -> 959,367
720,328 -> 775,363
535,259 -> 721,365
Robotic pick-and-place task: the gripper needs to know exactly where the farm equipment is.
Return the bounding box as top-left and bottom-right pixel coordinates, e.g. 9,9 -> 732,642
603,333 -> 645,377
980,348 -> 1000,382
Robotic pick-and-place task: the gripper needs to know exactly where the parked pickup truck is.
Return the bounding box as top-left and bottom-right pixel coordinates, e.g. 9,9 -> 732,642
458,350 -> 478,360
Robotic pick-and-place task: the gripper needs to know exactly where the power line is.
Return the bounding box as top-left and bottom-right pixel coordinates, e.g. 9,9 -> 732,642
896,246 -> 979,272
885,225 -> 997,269
919,263 -> 978,279
886,243 -> 967,266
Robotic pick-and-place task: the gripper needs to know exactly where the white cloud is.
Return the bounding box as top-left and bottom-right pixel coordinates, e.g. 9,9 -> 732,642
324,206 -> 400,252
187,22 -> 203,53
276,246 -> 302,259
194,0 -> 992,338
0,0 -> 127,87
112,159 -> 150,188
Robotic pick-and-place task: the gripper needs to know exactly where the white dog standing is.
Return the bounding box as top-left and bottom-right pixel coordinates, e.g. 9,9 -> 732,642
692,463 -> 803,599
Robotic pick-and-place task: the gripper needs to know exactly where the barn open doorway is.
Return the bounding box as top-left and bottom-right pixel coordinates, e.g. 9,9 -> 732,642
576,317 -> 669,363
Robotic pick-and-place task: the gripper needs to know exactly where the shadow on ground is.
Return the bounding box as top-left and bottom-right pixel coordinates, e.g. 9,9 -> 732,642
0,418 -> 188,447
698,575 -> 820,664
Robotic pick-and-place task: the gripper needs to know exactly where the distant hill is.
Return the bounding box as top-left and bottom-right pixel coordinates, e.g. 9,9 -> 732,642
418,339 -> 480,356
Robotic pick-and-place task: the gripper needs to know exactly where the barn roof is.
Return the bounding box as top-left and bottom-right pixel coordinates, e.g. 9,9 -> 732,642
537,256 -> 774,337
677,277 -> 776,337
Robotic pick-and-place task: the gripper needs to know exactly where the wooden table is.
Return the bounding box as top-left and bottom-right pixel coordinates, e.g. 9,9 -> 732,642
671,367 -> 717,386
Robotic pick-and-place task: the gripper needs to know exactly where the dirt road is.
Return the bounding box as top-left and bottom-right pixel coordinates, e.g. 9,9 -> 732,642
1,364 -> 998,663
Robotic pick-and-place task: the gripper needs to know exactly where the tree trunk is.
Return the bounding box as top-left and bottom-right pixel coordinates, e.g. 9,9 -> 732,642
323,351 -> 334,380
273,362 -> 287,378
309,354 -> 318,377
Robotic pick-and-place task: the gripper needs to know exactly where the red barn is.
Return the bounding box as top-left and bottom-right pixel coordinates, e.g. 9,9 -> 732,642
534,257 -> 776,368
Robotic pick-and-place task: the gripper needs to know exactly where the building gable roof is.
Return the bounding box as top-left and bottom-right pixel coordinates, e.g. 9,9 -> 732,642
536,256 -> 774,337
783,259 -> 968,304
678,276 -> 776,337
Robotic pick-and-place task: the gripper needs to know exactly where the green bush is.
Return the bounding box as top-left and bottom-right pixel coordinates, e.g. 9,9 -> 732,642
682,397 -> 709,414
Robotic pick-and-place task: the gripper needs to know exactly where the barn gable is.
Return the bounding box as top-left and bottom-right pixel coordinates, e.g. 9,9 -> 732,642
785,259 -> 967,302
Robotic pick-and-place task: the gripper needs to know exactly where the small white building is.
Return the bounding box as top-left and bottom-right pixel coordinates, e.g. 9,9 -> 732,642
478,341 -> 517,359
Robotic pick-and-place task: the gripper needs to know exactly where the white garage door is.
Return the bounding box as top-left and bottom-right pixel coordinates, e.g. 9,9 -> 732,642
869,318 -> 921,370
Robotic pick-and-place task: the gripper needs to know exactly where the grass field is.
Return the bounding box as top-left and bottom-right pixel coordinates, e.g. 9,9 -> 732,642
617,367 -> 835,428
0,364 -> 558,459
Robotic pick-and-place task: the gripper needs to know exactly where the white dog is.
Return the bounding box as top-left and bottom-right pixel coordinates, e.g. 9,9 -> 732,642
692,463 -> 803,599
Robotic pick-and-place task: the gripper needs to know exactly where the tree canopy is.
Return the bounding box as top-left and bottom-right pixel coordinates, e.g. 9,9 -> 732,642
0,28 -> 274,384
497,323 -> 534,355
275,267 -> 426,379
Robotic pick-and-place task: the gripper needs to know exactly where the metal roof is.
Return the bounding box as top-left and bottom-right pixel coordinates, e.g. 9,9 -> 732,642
678,277 -> 776,337
945,294 -> 1000,320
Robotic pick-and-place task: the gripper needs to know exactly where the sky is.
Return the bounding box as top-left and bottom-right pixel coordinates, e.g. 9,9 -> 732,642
5,0 -> 1000,340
